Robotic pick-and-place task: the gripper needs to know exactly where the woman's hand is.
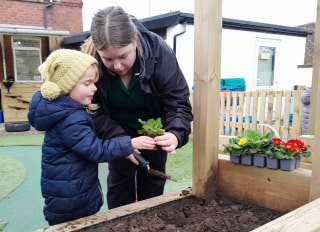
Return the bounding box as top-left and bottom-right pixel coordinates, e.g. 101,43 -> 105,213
154,132 -> 178,155
131,136 -> 156,150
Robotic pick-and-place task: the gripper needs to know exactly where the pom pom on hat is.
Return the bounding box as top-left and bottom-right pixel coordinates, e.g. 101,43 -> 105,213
39,49 -> 98,101
40,81 -> 61,101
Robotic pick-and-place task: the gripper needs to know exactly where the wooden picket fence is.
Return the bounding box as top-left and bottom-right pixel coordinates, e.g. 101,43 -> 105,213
219,90 -> 305,141
190,89 -> 306,142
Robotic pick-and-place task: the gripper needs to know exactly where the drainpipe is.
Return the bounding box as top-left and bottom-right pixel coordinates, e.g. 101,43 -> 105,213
173,22 -> 187,53
44,2 -> 53,29
0,35 -> 7,80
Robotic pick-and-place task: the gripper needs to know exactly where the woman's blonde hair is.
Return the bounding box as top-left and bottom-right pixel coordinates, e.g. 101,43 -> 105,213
81,36 -> 96,57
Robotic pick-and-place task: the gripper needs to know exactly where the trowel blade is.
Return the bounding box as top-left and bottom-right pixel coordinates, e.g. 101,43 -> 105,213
147,168 -> 177,182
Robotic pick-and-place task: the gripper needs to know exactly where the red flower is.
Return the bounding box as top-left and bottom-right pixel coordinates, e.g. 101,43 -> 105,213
301,144 -> 307,151
287,139 -> 304,147
284,141 -> 302,154
272,138 -> 282,146
284,142 -> 293,150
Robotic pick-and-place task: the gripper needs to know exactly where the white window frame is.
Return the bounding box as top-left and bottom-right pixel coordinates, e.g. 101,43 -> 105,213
253,38 -> 281,91
12,36 -> 42,82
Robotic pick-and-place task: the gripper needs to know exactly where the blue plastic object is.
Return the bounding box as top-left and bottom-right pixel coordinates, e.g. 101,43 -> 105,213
223,116 -> 253,134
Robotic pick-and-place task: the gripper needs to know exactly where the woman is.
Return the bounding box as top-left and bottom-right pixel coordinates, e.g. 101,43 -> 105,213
301,87 -> 311,135
90,6 -> 193,209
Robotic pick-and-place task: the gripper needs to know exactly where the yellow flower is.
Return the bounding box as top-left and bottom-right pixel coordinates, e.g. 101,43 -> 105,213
238,138 -> 248,145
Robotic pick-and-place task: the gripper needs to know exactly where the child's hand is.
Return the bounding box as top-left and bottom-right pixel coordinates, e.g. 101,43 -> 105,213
125,154 -> 139,165
131,136 -> 155,150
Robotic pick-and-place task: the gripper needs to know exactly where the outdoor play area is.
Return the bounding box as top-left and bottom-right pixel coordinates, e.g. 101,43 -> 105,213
1,0 -> 320,231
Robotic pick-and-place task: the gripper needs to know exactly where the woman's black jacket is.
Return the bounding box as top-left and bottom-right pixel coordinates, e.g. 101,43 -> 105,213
92,18 -> 193,148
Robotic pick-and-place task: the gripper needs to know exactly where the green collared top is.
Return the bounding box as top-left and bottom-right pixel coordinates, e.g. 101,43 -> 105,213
108,62 -> 152,130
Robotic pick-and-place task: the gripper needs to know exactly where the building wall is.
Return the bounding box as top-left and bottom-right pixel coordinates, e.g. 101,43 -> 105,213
0,0 -> 81,81
166,24 -> 194,91
0,0 -> 83,34
166,24 -> 308,91
222,29 -> 306,91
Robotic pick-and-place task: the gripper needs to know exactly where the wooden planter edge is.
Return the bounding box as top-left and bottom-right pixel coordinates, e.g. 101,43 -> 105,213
33,155 -> 314,232
33,189 -> 192,232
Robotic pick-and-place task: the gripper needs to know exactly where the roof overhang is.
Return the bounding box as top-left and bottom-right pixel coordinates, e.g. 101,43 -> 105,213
0,24 -> 69,37
60,31 -> 90,46
141,11 -> 194,30
141,12 -> 309,37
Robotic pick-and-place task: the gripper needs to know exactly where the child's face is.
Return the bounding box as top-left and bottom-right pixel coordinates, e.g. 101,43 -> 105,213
69,65 -> 98,106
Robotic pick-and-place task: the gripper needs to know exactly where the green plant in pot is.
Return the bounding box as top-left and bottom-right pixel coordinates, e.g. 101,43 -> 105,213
223,129 -> 275,156
223,137 -> 251,157
266,138 -> 311,159
138,118 -> 165,150
242,129 -> 275,154
138,118 -> 165,137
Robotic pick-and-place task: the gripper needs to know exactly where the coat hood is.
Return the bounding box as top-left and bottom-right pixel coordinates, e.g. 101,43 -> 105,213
28,91 -> 85,131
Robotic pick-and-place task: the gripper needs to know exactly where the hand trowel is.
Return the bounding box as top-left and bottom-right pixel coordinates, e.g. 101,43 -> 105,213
133,153 -> 177,182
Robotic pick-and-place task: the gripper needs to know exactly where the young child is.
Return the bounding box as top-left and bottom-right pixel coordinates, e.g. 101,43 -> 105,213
28,49 -> 155,226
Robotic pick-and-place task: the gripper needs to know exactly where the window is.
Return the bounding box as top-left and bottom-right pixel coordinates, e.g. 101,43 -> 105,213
257,46 -> 275,86
254,39 -> 281,91
12,37 -> 42,82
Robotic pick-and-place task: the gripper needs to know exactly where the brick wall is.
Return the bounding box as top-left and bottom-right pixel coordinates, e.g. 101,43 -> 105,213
299,23 -> 315,66
0,0 -> 83,34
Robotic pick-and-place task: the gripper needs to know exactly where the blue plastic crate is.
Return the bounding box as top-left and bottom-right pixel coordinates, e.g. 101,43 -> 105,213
223,116 -> 252,133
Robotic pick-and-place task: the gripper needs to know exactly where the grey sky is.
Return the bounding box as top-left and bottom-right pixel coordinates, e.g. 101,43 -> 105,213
82,0 -> 317,31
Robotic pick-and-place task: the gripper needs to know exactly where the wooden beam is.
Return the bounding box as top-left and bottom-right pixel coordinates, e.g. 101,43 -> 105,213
251,198 -> 320,232
218,155 -> 311,213
33,190 -> 192,232
193,0 -> 222,199
309,0 -> 320,201
308,2 -> 320,135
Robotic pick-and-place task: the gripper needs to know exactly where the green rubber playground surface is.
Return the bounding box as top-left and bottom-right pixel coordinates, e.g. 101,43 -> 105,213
0,135 -> 193,232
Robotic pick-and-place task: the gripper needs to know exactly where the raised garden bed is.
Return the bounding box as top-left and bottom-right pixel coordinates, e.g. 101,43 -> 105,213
35,154 -> 315,232
34,189 -> 283,232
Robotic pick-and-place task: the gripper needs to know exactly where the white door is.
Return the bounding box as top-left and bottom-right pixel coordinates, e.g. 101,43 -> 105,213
254,39 -> 281,91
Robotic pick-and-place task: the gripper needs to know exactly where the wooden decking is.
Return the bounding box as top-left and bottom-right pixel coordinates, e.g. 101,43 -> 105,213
1,82 -> 40,122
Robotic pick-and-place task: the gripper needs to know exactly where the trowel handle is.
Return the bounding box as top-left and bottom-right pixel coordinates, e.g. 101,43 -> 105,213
133,153 -> 150,167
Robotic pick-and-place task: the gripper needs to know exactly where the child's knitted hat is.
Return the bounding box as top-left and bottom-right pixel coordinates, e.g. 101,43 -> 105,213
39,49 -> 98,101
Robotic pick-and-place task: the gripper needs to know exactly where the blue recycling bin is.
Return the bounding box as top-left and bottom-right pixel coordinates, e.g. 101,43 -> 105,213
221,78 -> 246,91
221,78 -> 246,106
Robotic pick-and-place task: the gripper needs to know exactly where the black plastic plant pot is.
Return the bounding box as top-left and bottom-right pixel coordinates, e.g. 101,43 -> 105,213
3,81 -> 14,93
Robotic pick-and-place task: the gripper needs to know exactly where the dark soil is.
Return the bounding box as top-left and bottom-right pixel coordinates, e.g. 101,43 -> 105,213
103,189 -> 283,232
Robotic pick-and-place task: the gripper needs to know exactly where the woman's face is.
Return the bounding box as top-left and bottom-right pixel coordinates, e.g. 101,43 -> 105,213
98,42 -> 137,77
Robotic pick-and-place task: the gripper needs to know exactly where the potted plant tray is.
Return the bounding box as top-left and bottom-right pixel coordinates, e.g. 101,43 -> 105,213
229,153 -> 241,164
266,157 -> 280,169
280,157 -> 300,171
253,154 -> 266,167
241,154 -> 253,165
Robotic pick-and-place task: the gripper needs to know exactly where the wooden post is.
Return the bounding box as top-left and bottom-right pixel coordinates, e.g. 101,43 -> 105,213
309,0 -> 320,201
193,0 -> 222,199
309,0 -> 320,135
